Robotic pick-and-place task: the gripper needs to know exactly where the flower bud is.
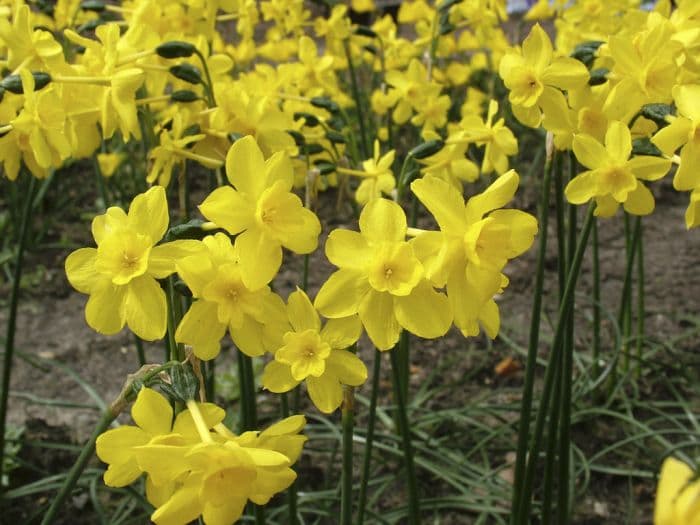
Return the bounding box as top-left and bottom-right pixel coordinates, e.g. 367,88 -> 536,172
408,139 -> 445,159
168,63 -> 202,85
156,41 -> 197,59
1,71 -> 51,94
170,90 -> 200,103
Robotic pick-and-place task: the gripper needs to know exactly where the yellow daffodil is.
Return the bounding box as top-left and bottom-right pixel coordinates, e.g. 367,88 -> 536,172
61,24 -> 145,140
654,456 -> 700,525
5,70 -> 71,178
605,21 -> 682,120
566,121 -> 671,217
133,401 -> 305,525
148,113 -> 211,187
95,387 -> 224,488
199,136 -> 321,290
499,24 -> 589,127
411,171 -> 537,337
651,84 -> 700,192
262,288 -> 366,413
417,142 -> 480,188
0,4 -> 65,73
175,233 -> 284,360
451,99 -> 518,175
65,186 -> 201,340
337,140 -> 396,204
315,198 -> 452,350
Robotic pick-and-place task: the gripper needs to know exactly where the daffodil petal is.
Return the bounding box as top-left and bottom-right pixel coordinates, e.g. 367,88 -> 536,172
394,280 -> 452,339
125,275 -> 167,340
358,289 -> 401,351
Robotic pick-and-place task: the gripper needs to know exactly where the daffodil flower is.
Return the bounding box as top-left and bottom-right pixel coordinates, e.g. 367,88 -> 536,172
174,233 -> 285,359
65,186 -> 202,340
315,198 -> 452,350
499,23 -> 589,127
95,387 -> 224,488
566,121 -> 671,217
6,70 -> 71,178
262,288 -> 367,413
133,401 -> 305,525
338,140 -> 396,204
652,85 -> 700,193
411,171 -> 537,337
451,99 -> 518,175
199,136 -> 321,290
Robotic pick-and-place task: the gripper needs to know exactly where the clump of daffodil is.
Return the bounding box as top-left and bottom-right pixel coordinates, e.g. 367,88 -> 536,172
65,186 -> 201,340
566,121 -> 671,217
336,140 -> 397,204
199,135 -> 321,290
499,23 -> 589,128
315,198 -> 453,350
653,456 -> 700,525
175,233 -> 284,360
411,170 -> 537,337
262,288 -> 366,413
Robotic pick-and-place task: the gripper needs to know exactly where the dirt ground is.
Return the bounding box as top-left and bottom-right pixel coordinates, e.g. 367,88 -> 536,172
2,166 -> 699,523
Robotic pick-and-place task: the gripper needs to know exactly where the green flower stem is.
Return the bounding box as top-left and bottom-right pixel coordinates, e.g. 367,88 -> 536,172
237,351 -> 263,524
280,394 -> 298,525
165,278 -> 183,363
192,48 -> 217,107
40,407 -> 118,525
554,153 -> 567,301
612,215 -> 640,387
622,214 -> 633,372
0,174 -> 36,493
557,156 -> 579,523
541,153 -> 567,523
92,154 -> 108,212
592,218 -> 601,379
635,219 -> 645,379
516,204 -> 595,525
357,349 -> 382,525
341,386 -> 355,525
237,352 -> 257,431
390,347 -> 420,525
134,336 -> 146,367
541,360 -> 563,525
343,39 -> 369,158
510,148 -> 555,523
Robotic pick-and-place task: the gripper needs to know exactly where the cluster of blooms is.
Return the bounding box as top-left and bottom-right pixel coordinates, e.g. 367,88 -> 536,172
65,138 -> 535,412
96,387 -> 307,525
507,1 -> 700,226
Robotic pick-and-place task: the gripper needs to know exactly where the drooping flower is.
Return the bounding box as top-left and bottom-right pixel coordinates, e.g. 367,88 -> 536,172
411,171 -> 537,337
